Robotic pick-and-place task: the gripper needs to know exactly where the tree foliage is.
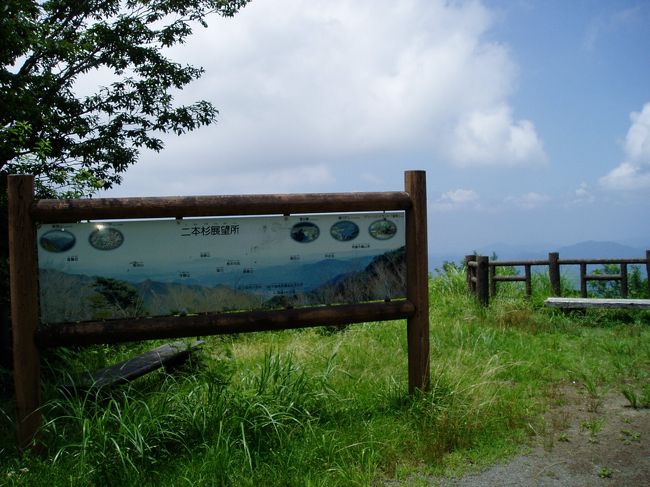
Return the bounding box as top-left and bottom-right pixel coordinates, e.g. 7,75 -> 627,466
0,0 -> 250,197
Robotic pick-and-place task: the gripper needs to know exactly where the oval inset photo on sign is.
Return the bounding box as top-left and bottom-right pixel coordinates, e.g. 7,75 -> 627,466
368,219 -> 397,240
40,229 -> 76,253
330,220 -> 359,242
290,222 -> 320,243
89,227 -> 124,251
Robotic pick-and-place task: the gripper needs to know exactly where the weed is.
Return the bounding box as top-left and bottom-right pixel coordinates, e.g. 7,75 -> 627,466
581,418 -> 604,443
579,373 -> 603,412
598,466 -> 613,478
622,384 -> 650,409
620,429 -> 640,444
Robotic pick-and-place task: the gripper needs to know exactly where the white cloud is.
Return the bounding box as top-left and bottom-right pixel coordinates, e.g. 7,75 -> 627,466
572,182 -> 595,205
113,159 -> 334,196
449,106 -> 547,167
600,103 -> 650,191
504,192 -> 550,210
219,164 -> 336,194
432,188 -> 480,211
105,0 -> 545,196
624,104 -> 650,163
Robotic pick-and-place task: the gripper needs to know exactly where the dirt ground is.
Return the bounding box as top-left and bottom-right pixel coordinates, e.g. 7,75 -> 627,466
391,384 -> 650,486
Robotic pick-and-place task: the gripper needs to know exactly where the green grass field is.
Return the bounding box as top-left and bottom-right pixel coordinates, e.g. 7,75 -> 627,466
2,267 -> 649,486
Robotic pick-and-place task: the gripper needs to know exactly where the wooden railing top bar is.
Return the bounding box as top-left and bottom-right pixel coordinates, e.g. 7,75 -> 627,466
487,259 -> 551,267
490,258 -> 647,267
554,258 -> 647,266
31,191 -> 412,223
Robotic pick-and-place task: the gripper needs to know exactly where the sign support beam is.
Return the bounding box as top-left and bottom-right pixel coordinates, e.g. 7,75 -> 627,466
405,170 -> 430,393
8,175 -> 41,449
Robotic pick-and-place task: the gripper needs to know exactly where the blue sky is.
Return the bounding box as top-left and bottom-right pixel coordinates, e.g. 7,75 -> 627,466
101,0 -> 650,254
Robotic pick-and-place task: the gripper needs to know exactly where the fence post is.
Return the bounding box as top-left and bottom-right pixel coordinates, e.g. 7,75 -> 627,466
476,255 -> 489,306
580,263 -> 588,298
646,250 -> 650,298
465,255 -> 476,295
525,264 -> 532,298
1,171 -> 11,373
8,175 -> 41,449
489,264 -> 497,297
620,263 -> 628,298
548,252 -> 561,296
405,170 -> 429,393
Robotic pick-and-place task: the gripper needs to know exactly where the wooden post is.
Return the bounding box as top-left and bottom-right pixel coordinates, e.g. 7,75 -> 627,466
7,176 -> 41,449
476,256 -> 489,306
580,263 -> 587,298
465,255 -> 476,295
548,252 -> 561,296
620,263 -> 628,299
405,170 -> 429,393
524,264 -> 532,298
489,264 -> 496,297
1,172 -> 11,370
646,251 -> 650,298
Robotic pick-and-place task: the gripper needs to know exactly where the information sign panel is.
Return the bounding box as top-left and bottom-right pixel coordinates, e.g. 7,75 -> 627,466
37,212 -> 406,323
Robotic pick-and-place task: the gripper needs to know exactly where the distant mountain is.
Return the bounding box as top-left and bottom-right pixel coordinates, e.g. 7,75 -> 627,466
556,241 -> 645,259
620,237 -> 650,249
284,247 -> 407,307
233,247 -> 407,309
255,255 -> 375,291
475,242 -> 551,261
39,249 -> 407,324
428,245 -> 548,273
136,279 -> 262,315
39,269 -> 263,324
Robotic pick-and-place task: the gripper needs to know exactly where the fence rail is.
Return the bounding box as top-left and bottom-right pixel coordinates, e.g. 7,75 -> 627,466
465,251 -> 650,306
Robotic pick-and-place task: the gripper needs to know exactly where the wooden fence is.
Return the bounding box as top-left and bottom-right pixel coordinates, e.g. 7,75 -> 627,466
8,170 -> 430,448
465,251 -> 650,306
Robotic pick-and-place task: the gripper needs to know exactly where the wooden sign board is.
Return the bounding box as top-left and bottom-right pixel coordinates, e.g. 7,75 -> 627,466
8,170 -> 429,449
37,212 -> 406,323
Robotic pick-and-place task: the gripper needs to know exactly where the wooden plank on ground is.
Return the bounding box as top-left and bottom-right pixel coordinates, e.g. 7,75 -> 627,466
544,297 -> 650,309
61,340 -> 203,393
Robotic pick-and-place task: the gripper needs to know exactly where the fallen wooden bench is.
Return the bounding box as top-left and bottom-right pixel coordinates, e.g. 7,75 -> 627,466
61,340 -> 204,394
544,297 -> 650,310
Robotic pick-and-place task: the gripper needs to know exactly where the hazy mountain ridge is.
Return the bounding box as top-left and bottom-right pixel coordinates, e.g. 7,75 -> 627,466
554,241 -> 646,259
38,269 -> 263,324
38,248 -> 406,323
226,247 -> 407,309
309,247 -> 406,303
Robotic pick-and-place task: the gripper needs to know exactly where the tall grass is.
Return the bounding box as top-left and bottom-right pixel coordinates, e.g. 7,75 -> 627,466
1,266 -> 649,486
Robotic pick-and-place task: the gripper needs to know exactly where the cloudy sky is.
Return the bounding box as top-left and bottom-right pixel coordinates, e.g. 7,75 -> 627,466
102,0 -> 650,254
